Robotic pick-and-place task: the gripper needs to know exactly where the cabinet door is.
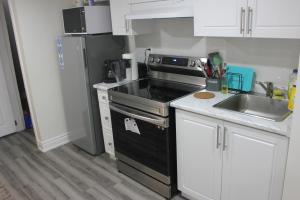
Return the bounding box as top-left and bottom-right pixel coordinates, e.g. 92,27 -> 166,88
222,123 -> 288,200
176,110 -> 222,200
110,0 -> 132,35
194,0 -> 247,37
248,0 -> 300,38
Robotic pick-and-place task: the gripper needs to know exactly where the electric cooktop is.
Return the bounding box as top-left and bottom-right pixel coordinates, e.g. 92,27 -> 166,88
110,78 -> 201,103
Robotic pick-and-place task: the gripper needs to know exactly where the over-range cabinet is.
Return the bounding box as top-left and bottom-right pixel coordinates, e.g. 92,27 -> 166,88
57,35 -> 125,155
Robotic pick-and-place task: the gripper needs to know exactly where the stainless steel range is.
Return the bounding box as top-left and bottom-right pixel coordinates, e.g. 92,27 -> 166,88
108,54 -> 207,198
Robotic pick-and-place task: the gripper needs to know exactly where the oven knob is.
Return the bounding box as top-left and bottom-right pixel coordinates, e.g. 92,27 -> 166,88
154,58 -> 161,63
190,60 -> 196,67
148,57 -> 154,63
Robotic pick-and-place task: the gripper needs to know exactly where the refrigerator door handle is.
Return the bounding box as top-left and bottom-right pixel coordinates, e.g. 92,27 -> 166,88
83,48 -> 88,67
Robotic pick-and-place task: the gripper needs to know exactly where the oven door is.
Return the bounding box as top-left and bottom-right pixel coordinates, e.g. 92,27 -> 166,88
110,103 -> 171,179
63,7 -> 86,34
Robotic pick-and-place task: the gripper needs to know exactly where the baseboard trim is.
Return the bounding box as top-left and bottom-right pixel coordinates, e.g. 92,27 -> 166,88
37,132 -> 71,152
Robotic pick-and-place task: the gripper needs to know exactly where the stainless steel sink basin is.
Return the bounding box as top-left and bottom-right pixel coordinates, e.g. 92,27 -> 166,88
213,94 -> 291,122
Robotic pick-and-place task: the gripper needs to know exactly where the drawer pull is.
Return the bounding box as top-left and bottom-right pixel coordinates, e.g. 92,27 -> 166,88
223,128 -> 228,151
216,126 -> 221,149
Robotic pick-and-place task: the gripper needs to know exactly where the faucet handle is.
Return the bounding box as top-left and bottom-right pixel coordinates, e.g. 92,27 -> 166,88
256,81 -> 274,98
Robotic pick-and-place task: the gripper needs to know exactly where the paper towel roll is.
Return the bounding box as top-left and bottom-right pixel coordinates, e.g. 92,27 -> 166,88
122,53 -> 133,60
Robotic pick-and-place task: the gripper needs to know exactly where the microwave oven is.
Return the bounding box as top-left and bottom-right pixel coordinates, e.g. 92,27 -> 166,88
62,6 -> 112,34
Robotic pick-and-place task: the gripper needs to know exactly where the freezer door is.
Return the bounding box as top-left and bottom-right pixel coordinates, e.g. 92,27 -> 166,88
58,36 -> 102,155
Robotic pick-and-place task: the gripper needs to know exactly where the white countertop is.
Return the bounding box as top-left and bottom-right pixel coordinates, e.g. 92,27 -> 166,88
171,90 -> 292,137
93,80 -> 130,91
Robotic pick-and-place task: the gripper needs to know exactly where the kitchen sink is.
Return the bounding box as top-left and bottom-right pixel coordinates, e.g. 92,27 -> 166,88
213,94 -> 291,122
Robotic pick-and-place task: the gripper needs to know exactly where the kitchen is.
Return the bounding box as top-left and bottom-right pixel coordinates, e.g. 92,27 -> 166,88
0,0 -> 299,200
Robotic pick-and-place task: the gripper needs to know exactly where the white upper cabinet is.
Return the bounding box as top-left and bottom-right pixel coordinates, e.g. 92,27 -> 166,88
194,0 -> 300,38
176,110 -> 222,200
222,122 -> 288,200
110,0 -> 131,35
249,0 -> 300,38
109,0 -> 153,35
194,0 -> 247,37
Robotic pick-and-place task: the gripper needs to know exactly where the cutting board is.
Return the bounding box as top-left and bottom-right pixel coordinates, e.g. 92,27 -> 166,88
226,65 -> 255,92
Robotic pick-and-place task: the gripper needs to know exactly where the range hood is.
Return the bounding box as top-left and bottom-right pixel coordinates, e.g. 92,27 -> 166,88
126,0 -> 193,20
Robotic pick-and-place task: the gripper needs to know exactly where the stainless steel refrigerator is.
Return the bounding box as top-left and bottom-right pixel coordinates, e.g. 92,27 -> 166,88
57,35 -> 124,155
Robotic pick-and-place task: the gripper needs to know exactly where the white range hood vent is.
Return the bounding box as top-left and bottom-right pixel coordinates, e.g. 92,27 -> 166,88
126,7 -> 193,20
126,0 -> 193,20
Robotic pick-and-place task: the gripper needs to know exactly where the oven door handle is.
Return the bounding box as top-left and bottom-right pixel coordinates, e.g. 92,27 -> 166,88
110,103 -> 169,128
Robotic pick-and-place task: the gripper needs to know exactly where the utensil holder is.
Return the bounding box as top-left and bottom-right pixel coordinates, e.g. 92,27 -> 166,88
206,79 -> 221,91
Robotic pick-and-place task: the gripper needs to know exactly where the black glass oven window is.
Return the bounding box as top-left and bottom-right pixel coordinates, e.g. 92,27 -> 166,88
110,79 -> 200,103
111,110 -> 171,176
63,7 -> 86,33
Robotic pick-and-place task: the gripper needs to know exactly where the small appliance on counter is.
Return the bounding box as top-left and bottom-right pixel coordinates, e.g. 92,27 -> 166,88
104,60 -> 129,83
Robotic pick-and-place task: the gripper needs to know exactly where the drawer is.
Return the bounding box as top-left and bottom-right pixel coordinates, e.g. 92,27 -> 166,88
100,107 -> 112,130
97,90 -> 109,104
103,129 -> 115,155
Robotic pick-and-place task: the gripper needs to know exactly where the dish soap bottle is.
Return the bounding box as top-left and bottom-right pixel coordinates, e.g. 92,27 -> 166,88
288,85 -> 296,111
288,69 -> 298,111
288,69 -> 298,97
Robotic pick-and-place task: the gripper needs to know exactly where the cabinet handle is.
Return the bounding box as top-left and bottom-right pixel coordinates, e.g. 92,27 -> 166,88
240,7 -> 246,34
247,7 -> 253,35
216,126 -> 221,149
249,7 -> 253,35
223,128 -> 227,151
125,16 -> 129,33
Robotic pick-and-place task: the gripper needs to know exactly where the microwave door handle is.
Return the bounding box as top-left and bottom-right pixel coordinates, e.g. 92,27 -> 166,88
110,104 -> 168,128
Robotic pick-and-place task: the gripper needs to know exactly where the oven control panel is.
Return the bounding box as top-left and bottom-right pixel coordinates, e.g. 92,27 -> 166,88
147,54 -> 208,71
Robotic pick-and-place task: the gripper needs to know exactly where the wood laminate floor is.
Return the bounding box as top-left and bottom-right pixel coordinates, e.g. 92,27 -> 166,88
0,130 -> 185,200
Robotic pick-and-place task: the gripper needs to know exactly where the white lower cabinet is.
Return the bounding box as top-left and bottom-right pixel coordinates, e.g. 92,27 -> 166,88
176,110 -> 223,200
176,109 -> 289,200
96,89 -> 115,157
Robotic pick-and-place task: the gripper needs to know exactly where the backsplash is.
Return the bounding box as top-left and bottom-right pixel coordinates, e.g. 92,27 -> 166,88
133,18 -> 300,93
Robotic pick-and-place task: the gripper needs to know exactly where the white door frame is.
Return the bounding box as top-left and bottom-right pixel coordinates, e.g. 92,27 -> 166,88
4,0 -> 42,142
0,1 -> 24,133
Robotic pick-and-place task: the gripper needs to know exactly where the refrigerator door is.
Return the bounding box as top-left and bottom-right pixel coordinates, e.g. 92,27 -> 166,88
84,34 -> 124,153
59,36 -> 101,155
58,35 -> 125,155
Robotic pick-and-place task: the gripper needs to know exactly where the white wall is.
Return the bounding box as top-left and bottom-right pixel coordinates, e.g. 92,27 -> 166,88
134,18 -> 300,92
283,54 -> 300,200
135,18 -> 207,60
8,0 -> 74,150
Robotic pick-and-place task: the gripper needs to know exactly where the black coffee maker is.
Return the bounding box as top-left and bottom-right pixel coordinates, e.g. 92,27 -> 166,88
104,59 -> 129,83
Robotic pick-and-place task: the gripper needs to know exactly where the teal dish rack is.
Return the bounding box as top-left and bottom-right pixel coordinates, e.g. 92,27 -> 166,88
226,65 -> 255,92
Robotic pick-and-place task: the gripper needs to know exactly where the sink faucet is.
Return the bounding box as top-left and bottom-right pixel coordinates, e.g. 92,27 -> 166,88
256,81 -> 274,98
